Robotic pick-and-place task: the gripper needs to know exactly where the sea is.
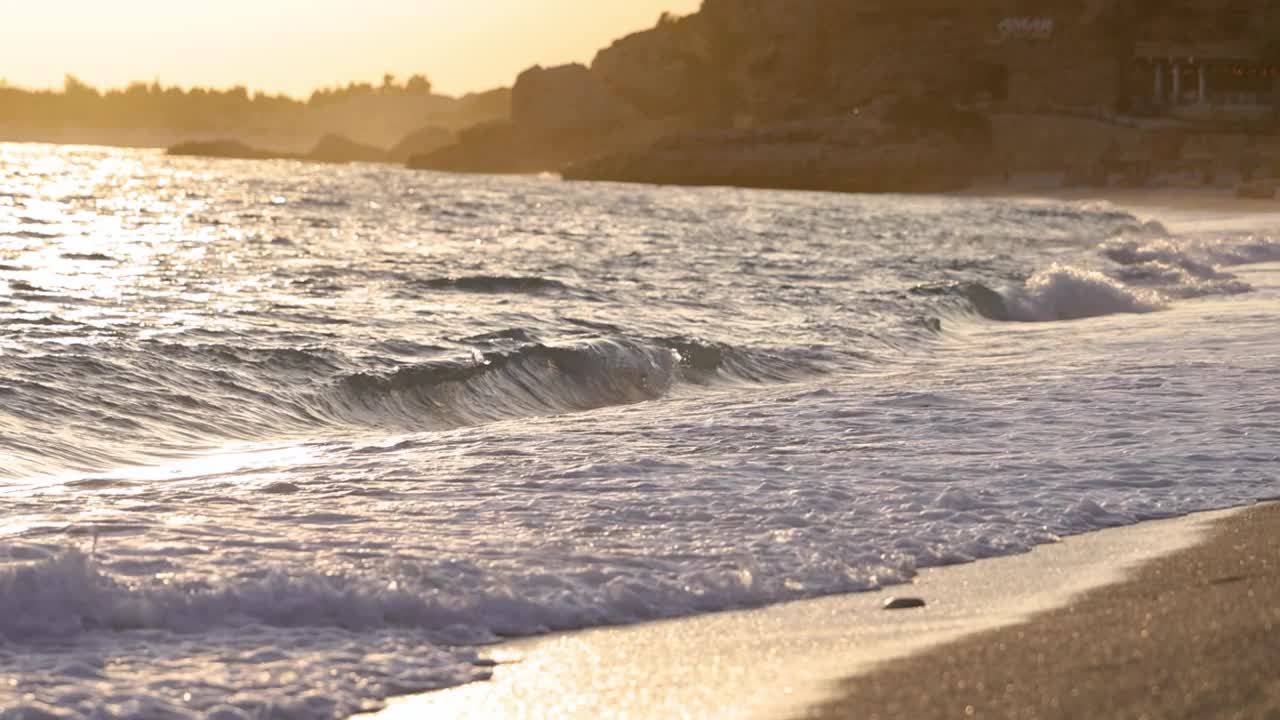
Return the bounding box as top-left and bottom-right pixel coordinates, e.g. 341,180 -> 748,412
1,142 -> 1277,719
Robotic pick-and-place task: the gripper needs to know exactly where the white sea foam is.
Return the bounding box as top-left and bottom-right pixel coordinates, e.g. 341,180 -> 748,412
1001,264 -> 1165,321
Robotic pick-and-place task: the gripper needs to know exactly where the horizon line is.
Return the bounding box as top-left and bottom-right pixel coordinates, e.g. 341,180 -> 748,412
0,74 -> 512,102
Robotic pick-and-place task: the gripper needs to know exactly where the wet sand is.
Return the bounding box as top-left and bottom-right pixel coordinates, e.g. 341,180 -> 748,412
360,508 -> 1239,720
803,502 -> 1280,720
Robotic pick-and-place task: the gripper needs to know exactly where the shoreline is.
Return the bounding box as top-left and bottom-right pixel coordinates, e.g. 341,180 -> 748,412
805,501 -> 1280,720
357,506 -> 1245,720
960,180 -> 1280,218
8,138 -> 1280,219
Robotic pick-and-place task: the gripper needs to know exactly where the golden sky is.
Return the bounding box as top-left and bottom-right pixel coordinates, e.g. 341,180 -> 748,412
0,1 -> 702,97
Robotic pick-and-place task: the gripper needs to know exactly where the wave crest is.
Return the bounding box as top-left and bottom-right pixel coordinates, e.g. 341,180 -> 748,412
1002,265 -> 1166,322
412,276 -> 572,294
325,339 -> 680,427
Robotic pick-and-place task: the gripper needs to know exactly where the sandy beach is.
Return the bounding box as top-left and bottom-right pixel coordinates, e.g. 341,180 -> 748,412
359,507 -> 1246,720
805,502 -> 1280,720
356,199 -> 1280,720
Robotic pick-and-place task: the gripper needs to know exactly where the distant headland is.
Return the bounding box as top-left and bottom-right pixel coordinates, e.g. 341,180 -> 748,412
0,74 -> 509,163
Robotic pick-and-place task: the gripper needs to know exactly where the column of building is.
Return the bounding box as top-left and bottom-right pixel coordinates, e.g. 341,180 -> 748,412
1155,60 -> 1211,106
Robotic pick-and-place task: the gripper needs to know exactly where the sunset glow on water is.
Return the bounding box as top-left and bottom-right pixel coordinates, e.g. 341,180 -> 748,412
2,143 -> 1278,717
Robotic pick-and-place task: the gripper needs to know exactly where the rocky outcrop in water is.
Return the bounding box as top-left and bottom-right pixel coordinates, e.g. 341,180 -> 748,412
167,140 -> 279,161
168,133 -> 390,164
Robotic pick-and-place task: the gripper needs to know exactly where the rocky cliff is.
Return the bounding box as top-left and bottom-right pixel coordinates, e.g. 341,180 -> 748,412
563,98 -> 993,193
592,0 -> 1026,126
414,0 -> 1280,192
413,1 -> 1041,183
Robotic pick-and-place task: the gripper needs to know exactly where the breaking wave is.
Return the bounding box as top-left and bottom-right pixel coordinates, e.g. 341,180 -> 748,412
321,336 -> 818,429
999,265 -> 1166,322
0,537 -> 909,645
325,340 -> 680,427
916,268 -> 1163,323
0,334 -> 821,478
931,229 -> 1280,322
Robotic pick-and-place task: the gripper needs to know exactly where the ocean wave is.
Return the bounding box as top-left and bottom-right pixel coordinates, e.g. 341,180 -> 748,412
935,229 -> 1280,322
0,542 -> 903,644
1103,231 -> 1280,271
912,281 -> 1008,321
1196,234 -> 1280,267
0,332 -> 821,478
59,252 -> 114,262
325,339 -> 680,428
411,275 -> 573,294
920,267 -> 1164,323
657,336 -> 820,383
0,550 -> 472,642
317,335 -> 824,430
1112,261 -> 1252,299
1000,265 -> 1166,322
1101,237 -> 1220,279
1098,231 -> 1280,298
3,230 -> 61,240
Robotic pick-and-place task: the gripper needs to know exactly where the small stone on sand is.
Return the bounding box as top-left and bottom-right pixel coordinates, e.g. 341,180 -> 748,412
883,596 -> 926,610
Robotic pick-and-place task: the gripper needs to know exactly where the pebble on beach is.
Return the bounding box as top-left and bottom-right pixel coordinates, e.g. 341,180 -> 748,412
884,597 -> 927,610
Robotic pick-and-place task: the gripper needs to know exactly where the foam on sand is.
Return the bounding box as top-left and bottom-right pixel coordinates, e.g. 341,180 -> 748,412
362,507 -> 1240,720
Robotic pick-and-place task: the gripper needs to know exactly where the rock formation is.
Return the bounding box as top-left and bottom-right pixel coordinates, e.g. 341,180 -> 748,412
563,99 -> 993,193
167,140 -> 278,161
168,133 -> 390,164
412,0 -> 1280,192
510,64 -> 637,135
591,14 -> 718,120
386,126 -> 455,164
410,1 -> 1021,184
307,134 -> 387,163
408,64 -> 683,175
